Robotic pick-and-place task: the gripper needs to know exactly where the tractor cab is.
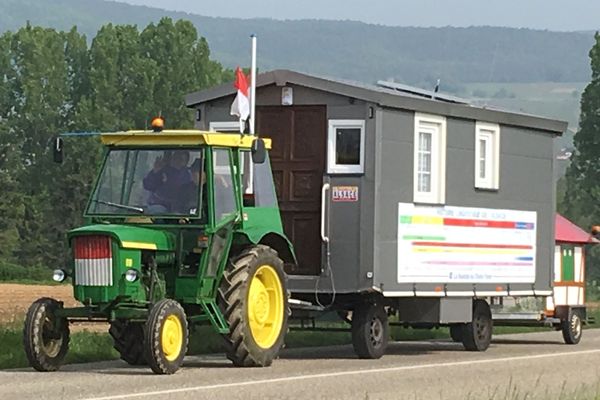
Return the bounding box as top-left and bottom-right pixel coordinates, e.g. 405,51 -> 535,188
24,128 -> 294,375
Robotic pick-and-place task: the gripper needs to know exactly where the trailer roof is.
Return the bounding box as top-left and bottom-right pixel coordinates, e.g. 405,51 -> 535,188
100,130 -> 272,149
555,214 -> 599,244
185,69 -> 568,135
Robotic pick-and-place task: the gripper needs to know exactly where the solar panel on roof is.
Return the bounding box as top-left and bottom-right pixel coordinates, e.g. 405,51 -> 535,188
376,80 -> 470,105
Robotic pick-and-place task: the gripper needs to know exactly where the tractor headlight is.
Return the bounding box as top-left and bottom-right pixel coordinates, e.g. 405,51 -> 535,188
52,269 -> 67,283
124,269 -> 139,282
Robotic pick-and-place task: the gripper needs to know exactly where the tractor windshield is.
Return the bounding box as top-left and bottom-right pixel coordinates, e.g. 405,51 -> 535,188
87,148 -> 205,218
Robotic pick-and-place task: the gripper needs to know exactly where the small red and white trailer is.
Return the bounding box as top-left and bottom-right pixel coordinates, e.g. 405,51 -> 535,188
492,214 -> 598,344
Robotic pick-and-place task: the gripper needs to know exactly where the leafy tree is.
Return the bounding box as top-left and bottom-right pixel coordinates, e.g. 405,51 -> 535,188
6,25 -> 73,266
0,31 -> 25,261
562,33 -> 600,280
140,18 -> 225,127
0,19 -> 230,269
562,33 -> 600,228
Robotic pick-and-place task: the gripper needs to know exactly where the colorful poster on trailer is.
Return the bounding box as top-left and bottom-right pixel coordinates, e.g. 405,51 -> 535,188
397,203 -> 537,283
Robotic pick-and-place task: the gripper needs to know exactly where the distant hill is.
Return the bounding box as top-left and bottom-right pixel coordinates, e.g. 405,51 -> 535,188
0,0 -> 595,87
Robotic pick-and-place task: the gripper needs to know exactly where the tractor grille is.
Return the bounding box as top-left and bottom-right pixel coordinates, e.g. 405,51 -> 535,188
72,235 -> 113,286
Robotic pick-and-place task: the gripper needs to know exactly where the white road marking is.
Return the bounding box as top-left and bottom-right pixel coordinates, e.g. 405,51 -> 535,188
83,348 -> 600,400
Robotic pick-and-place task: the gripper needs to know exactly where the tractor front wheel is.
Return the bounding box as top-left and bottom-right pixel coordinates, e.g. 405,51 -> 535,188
144,299 -> 188,374
218,245 -> 289,367
23,297 -> 70,372
109,319 -> 146,365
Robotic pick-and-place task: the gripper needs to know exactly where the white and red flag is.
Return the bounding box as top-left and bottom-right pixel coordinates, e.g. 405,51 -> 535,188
230,67 -> 250,133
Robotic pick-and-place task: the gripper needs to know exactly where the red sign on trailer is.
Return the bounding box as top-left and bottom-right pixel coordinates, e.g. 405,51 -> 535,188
332,186 -> 359,202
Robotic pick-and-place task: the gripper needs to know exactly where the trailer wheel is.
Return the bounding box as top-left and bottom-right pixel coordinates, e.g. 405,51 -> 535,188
351,302 -> 389,359
449,324 -> 463,343
109,320 -> 146,365
218,245 -> 289,367
23,297 -> 70,372
561,309 -> 582,345
144,299 -> 188,374
461,299 -> 492,352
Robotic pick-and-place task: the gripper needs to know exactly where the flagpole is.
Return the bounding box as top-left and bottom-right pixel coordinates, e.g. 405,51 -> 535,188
246,34 -> 257,194
250,34 -> 257,135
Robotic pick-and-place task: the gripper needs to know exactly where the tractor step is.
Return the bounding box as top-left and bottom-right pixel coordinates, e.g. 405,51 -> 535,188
199,300 -> 229,334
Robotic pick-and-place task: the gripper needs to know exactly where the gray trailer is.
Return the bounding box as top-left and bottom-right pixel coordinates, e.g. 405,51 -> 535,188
186,69 -> 579,357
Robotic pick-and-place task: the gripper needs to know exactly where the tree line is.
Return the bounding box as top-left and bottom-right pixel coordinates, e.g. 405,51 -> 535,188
561,33 -> 600,281
0,18 -> 232,269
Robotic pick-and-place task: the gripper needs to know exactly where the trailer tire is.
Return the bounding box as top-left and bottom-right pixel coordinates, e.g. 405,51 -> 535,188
23,297 -> 70,372
561,309 -> 582,345
109,320 -> 146,365
218,245 -> 289,367
449,324 -> 463,343
461,299 -> 492,352
144,299 -> 188,374
351,302 -> 389,359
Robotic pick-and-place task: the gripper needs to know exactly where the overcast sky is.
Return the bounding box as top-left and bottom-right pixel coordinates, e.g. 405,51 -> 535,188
118,0 -> 600,31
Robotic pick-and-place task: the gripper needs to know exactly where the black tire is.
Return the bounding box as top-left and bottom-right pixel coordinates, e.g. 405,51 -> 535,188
23,297 -> 70,372
351,302 -> 389,359
561,309 -> 582,345
462,299 -> 492,351
449,324 -> 463,343
144,299 -> 188,374
109,320 -> 147,365
218,245 -> 289,367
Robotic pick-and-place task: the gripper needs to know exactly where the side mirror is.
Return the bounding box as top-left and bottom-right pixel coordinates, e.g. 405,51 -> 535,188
52,137 -> 64,164
251,138 -> 266,164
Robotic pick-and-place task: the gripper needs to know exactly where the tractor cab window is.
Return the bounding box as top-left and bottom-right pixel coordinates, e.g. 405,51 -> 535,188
240,151 -> 277,208
212,148 -> 237,221
88,148 -> 205,219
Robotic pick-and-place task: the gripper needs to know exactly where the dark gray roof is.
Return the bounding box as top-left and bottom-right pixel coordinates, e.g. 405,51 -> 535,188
185,69 -> 567,134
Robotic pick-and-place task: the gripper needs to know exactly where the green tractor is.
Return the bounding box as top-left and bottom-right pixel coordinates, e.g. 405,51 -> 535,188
23,128 -> 295,374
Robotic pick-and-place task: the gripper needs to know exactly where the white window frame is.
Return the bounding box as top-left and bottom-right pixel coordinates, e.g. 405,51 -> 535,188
209,121 -> 243,175
327,119 -> 366,174
474,122 -> 500,190
209,121 -> 240,133
413,113 -> 446,204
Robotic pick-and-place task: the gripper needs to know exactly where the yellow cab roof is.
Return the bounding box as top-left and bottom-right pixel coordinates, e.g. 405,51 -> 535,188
100,130 -> 272,149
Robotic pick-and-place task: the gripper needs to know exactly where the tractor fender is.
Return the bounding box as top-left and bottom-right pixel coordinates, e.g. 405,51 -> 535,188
232,231 -> 297,266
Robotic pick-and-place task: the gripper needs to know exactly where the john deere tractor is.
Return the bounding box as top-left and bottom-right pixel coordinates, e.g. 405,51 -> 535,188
23,126 -> 294,374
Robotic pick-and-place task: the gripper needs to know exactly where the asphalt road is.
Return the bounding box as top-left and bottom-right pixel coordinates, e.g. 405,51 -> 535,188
3,330 -> 600,400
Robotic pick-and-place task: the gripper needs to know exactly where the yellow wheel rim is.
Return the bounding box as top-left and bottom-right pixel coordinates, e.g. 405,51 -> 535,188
161,315 -> 183,362
248,265 -> 284,349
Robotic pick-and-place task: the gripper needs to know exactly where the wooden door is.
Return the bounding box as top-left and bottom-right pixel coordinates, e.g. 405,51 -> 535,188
257,106 -> 326,275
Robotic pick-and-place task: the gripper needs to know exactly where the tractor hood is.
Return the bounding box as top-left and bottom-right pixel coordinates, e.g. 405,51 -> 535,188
68,224 -> 176,251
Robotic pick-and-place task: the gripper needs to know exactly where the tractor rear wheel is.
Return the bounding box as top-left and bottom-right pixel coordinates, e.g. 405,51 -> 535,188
218,245 -> 289,367
461,299 -> 492,351
109,320 -> 146,365
144,299 -> 188,374
351,302 -> 389,359
23,297 -> 70,372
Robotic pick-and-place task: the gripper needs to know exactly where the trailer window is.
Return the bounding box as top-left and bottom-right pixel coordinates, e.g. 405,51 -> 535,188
413,113 -> 446,204
327,120 -> 365,174
475,122 -> 500,190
